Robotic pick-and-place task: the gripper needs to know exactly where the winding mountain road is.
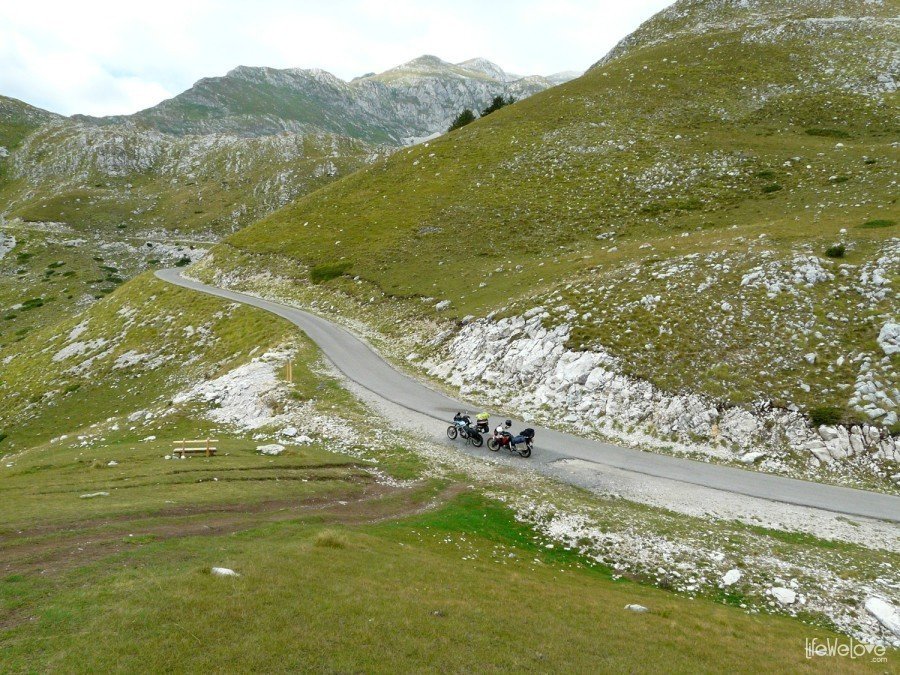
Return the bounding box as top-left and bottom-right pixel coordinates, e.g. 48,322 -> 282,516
157,269 -> 900,524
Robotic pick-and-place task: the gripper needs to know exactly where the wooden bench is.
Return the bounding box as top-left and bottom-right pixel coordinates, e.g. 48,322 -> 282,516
173,439 -> 218,458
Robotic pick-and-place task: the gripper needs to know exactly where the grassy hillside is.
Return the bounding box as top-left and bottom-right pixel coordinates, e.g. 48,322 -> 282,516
1,124 -> 377,238
217,0 -> 898,423
4,485 -> 887,673
3,258 -> 897,662
0,273 -> 294,452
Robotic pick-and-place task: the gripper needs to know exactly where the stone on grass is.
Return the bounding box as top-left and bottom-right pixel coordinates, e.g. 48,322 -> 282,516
211,567 -> 240,577
107,460 -> 118,467
722,569 -> 742,586
257,443 -> 285,456
80,491 -> 110,499
771,587 -> 796,605
624,604 -> 649,613
876,322 -> 899,356
865,597 -> 900,638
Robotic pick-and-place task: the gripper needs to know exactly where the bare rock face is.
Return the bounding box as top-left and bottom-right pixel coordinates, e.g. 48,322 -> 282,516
81,56 -> 572,145
426,310 -> 899,478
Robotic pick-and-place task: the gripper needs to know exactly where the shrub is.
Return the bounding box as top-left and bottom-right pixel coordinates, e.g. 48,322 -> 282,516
0,432 -> 7,444
310,262 -> 351,283
21,297 -> 44,310
448,108 -> 476,132
755,169 -> 776,179
174,256 -> 192,267
809,406 -> 843,426
313,530 -> 348,549
762,183 -> 783,194
859,219 -> 895,229
825,244 -> 845,258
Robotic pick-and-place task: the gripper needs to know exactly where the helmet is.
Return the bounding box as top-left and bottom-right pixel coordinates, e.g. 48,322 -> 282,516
505,420 -> 512,427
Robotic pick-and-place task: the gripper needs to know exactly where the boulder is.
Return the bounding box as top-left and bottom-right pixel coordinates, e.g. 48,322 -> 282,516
624,604 -> 649,613
722,569 -> 742,586
257,443 -> 285,456
771,587 -> 796,605
211,567 -> 240,577
865,597 -> 900,638
818,425 -> 839,441
804,439 -> 832,464
848,427 -> 865,455
877,322 -> 900,356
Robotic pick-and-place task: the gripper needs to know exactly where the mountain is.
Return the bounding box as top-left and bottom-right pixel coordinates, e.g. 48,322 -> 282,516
202,0 -> 899,482
0,55 -> 570,347
78,55 -> 571,144
0,95 -> 61,152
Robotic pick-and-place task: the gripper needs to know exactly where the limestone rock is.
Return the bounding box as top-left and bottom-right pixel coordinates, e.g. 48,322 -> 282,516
771,587 -> 797,605
865,597 -> 900,638
722,569 -> 742,586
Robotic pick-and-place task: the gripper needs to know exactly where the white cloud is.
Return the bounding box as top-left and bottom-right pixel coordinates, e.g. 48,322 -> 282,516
0,0 -> 672,116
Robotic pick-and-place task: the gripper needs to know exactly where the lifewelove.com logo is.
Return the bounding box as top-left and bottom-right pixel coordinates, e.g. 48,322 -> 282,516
805,638 -> 889,663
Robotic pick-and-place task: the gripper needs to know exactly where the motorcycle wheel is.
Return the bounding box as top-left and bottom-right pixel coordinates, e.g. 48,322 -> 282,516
487,438 -> 500,452
518,444 -> 532,458
447,426 -> 458,440
470,434 -> 484,448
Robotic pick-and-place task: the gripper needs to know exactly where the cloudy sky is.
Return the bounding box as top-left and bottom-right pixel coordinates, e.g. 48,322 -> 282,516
1,0 -> 672,117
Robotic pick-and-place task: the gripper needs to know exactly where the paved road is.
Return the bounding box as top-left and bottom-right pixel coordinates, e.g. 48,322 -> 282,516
157,269 -> 900,523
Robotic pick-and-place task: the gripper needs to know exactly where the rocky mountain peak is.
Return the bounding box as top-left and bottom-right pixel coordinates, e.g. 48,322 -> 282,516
456,57 -> 516,82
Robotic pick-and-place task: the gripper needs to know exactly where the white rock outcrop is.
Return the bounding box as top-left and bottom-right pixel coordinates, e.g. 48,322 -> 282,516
865,597 -> 900,638
424,312 -> 899,474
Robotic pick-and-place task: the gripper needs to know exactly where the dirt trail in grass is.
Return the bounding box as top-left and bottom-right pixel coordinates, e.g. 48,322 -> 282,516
0,482 -> 467,579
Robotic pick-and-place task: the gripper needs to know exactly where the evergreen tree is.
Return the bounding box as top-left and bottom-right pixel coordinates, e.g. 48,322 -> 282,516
481,94 -> 516,117
448,108 -> 476,132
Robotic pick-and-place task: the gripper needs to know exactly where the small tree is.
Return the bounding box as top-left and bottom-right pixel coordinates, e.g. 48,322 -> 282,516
448,108 -> 476,132
481,94 -> 516,117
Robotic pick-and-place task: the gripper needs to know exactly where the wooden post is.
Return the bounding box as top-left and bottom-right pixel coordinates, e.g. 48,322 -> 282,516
206,438 -> 211,457
286,361 -> 293,383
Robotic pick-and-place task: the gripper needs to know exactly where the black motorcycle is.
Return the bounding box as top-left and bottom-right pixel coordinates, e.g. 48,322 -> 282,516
446,412 -> 484,448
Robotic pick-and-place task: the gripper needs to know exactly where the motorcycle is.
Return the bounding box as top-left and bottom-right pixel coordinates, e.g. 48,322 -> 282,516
487,427 -> 534,458
446,412 -> 484,448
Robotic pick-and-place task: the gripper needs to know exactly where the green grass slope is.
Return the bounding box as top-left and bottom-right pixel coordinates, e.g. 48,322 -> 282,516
0,273 -> 291,452
5,490 -> 886,673
218,0 -> 898,420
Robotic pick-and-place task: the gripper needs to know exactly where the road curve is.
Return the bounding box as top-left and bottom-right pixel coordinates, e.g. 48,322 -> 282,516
157,268 -> 900,523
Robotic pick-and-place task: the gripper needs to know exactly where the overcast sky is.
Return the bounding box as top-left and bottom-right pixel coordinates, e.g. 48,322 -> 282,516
1,0 -> 672,117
